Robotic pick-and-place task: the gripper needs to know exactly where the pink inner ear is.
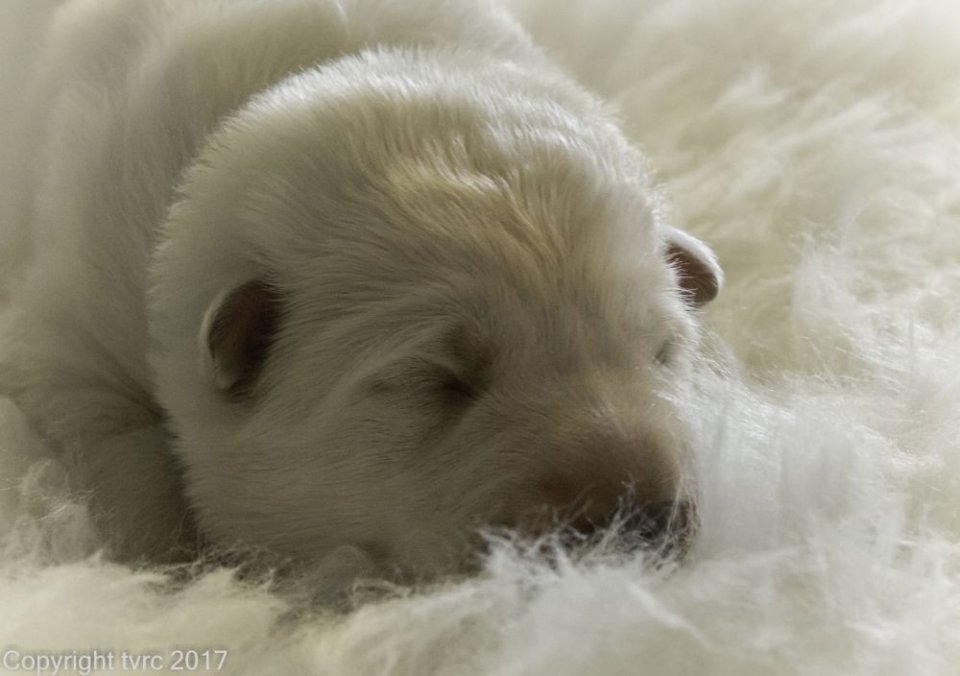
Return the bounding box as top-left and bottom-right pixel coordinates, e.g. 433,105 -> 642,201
208,280 -> 282,396
664,232 -> 723,307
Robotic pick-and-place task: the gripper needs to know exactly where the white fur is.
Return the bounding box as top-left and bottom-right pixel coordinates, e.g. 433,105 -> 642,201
0,0 -> 712,574
4,0 -> 959,673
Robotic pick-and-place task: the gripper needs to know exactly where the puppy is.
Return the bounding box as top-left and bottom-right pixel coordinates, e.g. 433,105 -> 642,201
0,0 -> 722,579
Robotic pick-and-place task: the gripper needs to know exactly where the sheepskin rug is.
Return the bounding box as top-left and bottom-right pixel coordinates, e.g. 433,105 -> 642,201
3,0 -> 960,674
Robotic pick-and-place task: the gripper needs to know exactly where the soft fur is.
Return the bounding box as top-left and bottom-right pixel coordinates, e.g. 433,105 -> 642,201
3,0 -> 960,674
0,0 -> 720,577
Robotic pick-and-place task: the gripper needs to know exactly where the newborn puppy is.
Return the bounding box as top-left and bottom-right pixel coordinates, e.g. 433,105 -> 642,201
0,0 -> 722,578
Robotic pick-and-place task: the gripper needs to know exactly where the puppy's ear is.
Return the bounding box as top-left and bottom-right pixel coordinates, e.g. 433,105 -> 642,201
200,280 -> 282,397
663,226 -> 723,308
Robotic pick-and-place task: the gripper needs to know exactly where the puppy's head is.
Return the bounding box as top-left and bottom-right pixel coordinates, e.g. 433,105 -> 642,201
150,50 -> 721,578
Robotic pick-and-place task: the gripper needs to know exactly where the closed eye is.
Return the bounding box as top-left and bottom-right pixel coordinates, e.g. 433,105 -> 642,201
655,340 -> 674,366
438,371 -> 478,405
365,359 -> 483,406
365,326 -> 491,409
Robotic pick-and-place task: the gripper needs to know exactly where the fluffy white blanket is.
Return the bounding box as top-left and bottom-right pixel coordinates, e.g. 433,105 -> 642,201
2,0 -> 959,674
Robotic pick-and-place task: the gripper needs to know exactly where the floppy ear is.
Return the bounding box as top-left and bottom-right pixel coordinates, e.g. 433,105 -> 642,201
199,280 -> 282,397
663,226 -> 723,308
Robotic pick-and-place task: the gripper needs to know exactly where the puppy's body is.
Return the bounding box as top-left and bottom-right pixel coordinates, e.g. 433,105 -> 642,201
1,0 -> 721,575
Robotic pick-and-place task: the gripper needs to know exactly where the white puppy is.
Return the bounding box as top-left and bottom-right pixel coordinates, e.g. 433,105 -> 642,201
0,0 -> 722,578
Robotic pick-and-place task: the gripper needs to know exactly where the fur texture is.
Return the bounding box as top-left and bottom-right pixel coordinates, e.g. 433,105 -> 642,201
3,0 -> 960,674
0,0 -> 718,577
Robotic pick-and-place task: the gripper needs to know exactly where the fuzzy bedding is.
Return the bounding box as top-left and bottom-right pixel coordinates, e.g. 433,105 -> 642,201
2,0 -> 960,674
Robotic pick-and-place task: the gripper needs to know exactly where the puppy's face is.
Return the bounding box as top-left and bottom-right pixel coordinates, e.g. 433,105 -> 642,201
151,52 -> 721,577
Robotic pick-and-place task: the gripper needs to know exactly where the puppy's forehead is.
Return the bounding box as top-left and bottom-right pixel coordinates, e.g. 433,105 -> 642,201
277,126 -> 673,347
341,116 -> 666,300
202,48 -> 672,331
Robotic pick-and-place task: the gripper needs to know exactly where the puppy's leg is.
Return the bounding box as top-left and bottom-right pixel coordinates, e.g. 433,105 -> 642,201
63,422 -> 197,563
3,351 -> 197,562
